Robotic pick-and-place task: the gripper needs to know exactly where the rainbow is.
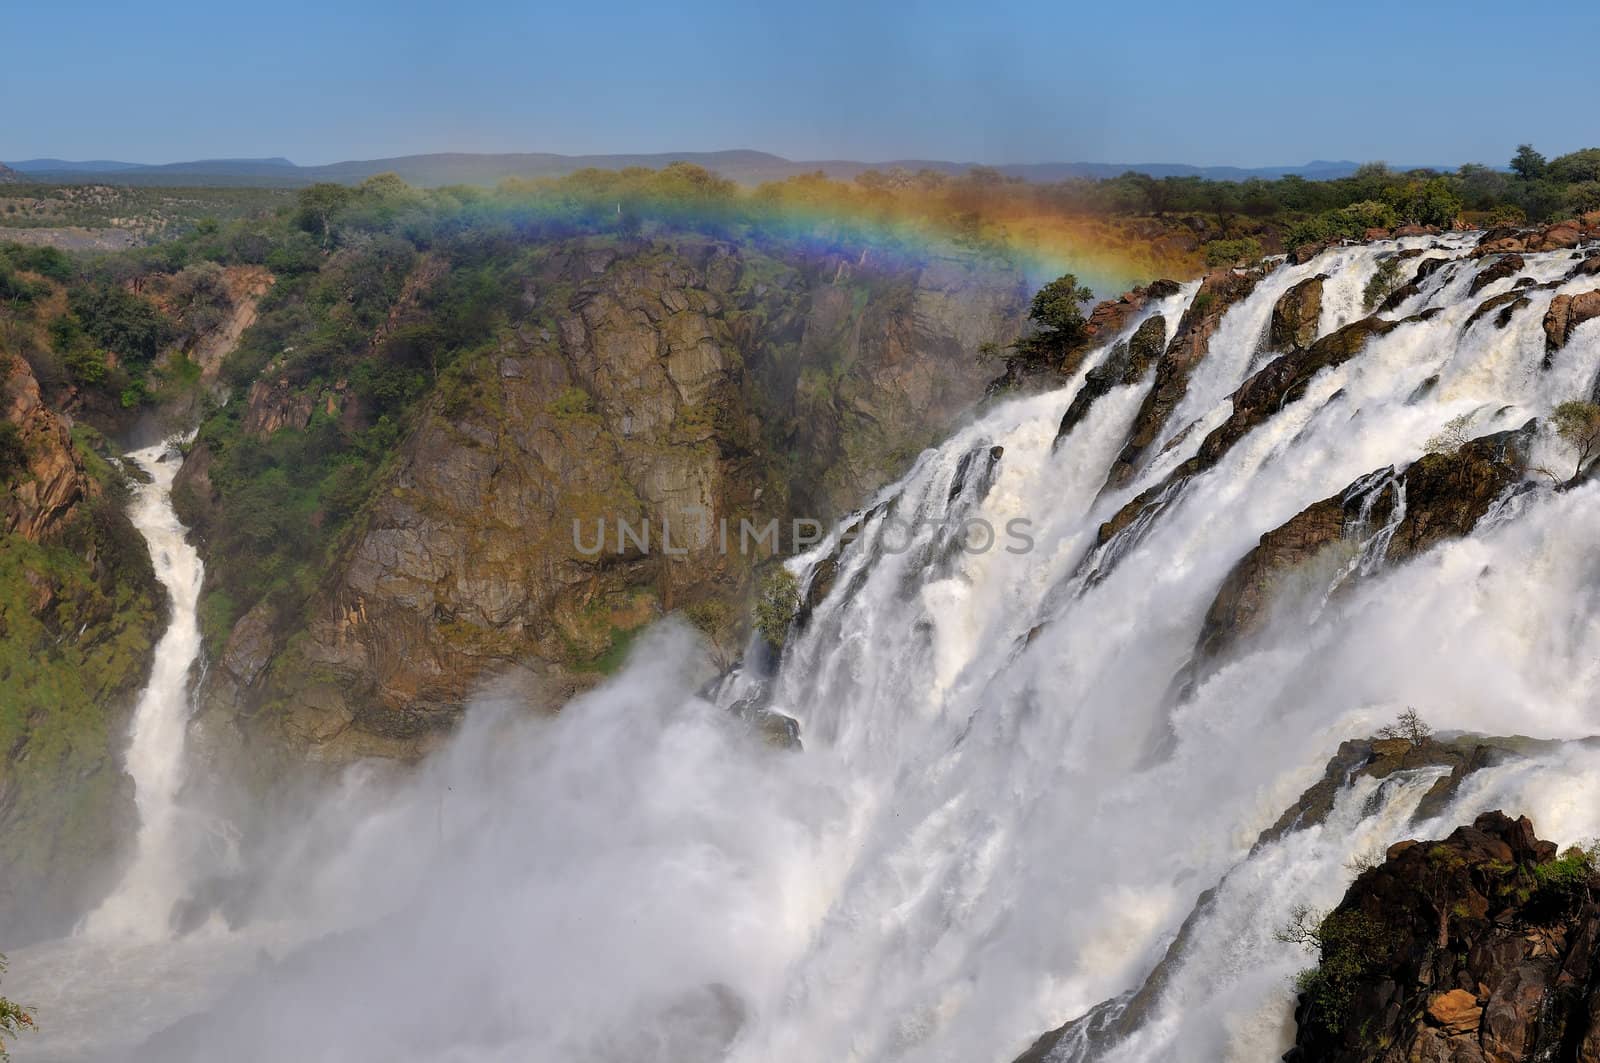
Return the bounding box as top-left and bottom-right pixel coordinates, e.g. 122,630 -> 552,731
446,176 -> 1199,297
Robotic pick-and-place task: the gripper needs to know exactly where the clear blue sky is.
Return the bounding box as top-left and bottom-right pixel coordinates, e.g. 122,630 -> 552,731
5,0 -> 1596,168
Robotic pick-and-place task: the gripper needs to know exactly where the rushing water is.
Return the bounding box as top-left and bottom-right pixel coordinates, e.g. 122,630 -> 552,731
82,440 -> 207,939
11,235 -> 1600,1062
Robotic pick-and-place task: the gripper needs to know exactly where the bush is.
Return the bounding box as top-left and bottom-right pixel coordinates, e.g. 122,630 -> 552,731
755,567 -> 800,648
1203,237 -> 1263,267
1278,905 -> 1391,1035
1376,708 -> 1433,746
69,284 -> 173,365
0,952 -> 34,1061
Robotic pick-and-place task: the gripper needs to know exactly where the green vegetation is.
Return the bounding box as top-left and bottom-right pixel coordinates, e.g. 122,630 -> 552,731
0,431 -> 161,932
0,182 -> 289,235
988,272 -> 1095,377
1203,236 -> 1262,267
755,567 -> 800,648
0,422 -> 24,480
1361,256 -> 1404,311
1551,400 -> 1600,483
0,954 -> 34,1062
1278,904 -> 1392,1035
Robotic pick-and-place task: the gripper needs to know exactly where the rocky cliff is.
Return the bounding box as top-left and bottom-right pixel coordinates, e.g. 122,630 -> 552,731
0,352 -> 163,944
183,233 -> 1027,763
1286,811 -> 1600,1063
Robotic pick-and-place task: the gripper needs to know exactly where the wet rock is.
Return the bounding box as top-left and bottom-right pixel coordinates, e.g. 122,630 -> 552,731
1193,426 -> 1529,665
1464,291 -> 1531,330
1467,254 -> 1525,296
1054,313 -> 1168,444
1103,267 -> 1266,490
1543,289 -> 1600,356
1271,274 -> 1327,351
1092,316 -> 1399,568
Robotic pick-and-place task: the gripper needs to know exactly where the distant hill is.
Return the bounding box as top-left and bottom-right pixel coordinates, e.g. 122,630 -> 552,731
2,152 -> 1456,189
0,161 -> 19,183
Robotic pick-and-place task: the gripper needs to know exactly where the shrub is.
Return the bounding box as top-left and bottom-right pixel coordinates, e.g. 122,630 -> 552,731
0,952 -> 34,1061
69,284 -> 173,365
755,567 -> 800,648
1278,905 -> 1391,1034
1551,400 -> 1600,482
1203,237 -> 1263,267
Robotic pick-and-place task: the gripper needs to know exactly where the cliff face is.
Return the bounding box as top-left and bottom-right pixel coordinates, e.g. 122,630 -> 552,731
0,353 -> 163,944
188,235 -> 1027,762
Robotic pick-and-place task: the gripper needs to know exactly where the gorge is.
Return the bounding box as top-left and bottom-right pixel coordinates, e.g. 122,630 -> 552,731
7,192 -> 1600,1061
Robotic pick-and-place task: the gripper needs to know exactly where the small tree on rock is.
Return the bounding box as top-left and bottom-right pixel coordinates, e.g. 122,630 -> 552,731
1551,400 -> 1600,485
1376,708 -> 1432,747
1012,274 -> 1095,365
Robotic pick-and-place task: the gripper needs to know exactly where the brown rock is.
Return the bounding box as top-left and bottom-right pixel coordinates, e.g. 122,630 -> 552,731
1101,267 -> 1265,490
1427,989 -> 1483,1034
1,354 -> 90,542
1270,274 -> 1326,351
1543,289 -> 1600,356
1468,254 -> 1525,296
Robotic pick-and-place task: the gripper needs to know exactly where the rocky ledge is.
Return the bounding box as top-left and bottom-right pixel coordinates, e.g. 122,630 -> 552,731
1286,811 -> 1600,1063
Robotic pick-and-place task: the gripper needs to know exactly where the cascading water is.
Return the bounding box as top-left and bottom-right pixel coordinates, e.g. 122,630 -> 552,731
11,233 -> 1600,1063
82,439 -> 206,938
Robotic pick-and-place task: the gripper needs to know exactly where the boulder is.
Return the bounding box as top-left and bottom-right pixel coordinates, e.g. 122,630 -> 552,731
1543,289 -> 1600,356
1467,254 -> 1525,296
1270,274 -> 1327,351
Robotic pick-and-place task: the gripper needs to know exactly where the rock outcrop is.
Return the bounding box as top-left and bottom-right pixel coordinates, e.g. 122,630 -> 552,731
1193,426 -> 1530,664
1101,266 -> 1266,490
1285,811 -> 1600,1063
986,278 -> 1179,395
1544,290 -> 1600,355
1093,315 -> 1398,557
1467,255 -> 1526,297
1053,313 -> 1167,444
1010,731 -> 1553,1063
1272,275 -> 1327,351
2,353 -> 89,542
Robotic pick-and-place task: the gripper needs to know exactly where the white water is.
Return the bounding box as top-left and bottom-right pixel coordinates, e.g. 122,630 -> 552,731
82,440 -> 206,938
12,237 -> 1600,1062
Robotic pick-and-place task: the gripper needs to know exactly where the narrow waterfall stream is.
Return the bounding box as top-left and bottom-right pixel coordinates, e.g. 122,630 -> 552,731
82,440 -> 205,938
10,233 -> 1600,1062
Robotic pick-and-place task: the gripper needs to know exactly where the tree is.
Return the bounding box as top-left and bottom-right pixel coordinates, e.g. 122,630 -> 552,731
296,182 -> 355,248
1551,400 -> 1600,484
1511,144 -> 1547,182
1019,274 -> 1095,354
0,954 -> 35,1061
1376,708 -> 1433,747
755,567 -> 799,649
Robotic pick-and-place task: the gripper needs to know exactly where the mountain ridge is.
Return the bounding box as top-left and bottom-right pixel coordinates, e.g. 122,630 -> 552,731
2,151 -> 1459,188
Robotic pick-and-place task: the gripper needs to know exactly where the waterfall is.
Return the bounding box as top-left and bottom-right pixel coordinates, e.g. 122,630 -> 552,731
12,233 -> 1600,1063
81,439 -> 206,939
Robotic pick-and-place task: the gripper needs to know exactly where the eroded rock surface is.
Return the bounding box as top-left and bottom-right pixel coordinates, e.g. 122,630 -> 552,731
1286,811 -> 1600,1063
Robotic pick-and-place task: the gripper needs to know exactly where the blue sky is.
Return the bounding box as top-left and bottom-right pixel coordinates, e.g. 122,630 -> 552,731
5,0 -> 1597,168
